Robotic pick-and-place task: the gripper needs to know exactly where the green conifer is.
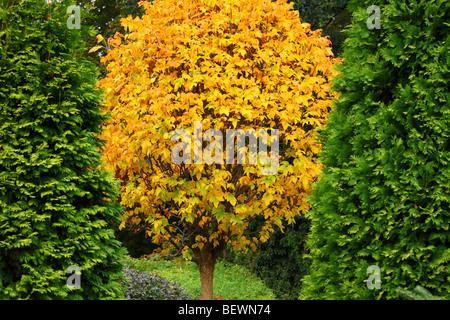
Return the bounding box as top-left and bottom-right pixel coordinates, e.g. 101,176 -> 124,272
0,0 -> 125,299
300,0 -> 449,299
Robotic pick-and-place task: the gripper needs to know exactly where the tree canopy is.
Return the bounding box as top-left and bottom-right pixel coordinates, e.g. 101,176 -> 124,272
97,0 -> 341,299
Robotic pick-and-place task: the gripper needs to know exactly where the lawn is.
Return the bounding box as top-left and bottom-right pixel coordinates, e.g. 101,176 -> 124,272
121,255 -> 276,300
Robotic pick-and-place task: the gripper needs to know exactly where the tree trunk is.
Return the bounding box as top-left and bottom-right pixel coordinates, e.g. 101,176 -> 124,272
198,254 -> 216,300
192,234 -> 227,300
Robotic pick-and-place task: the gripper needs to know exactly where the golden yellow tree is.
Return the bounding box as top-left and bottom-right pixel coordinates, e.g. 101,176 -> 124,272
97,0 -> 340,299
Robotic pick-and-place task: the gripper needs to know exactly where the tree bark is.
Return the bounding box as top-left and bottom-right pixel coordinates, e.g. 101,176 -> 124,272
191,227 -> 227,300
198,254 -> 215,300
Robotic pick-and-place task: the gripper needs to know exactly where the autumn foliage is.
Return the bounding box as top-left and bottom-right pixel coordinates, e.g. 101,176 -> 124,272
97,0 -> 340,299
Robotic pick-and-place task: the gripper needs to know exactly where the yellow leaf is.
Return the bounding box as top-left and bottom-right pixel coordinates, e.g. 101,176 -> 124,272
237,48 -> 247,57
167,60 -> 178,68
230,117 -> 238,128
219,106 -> 230,116
301,177 -> 310,191
88,45 -> 103,53
96,34 -> 104,43
227,194 -> 237,206
213,188 -> 224,201
182,247 -> 192,260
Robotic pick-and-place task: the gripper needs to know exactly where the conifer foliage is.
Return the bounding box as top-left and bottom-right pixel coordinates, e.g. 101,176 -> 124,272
0,0 -> 125,299
301,0 -> 449,299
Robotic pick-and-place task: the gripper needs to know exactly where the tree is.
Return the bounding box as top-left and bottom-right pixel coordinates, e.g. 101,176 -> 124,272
242,215 -> 311,299
77,0 -> 145,49
287,0 -> 350,56
288,0 -> 348,31
237,1 -> 350,296
300,0 -> 449,299
98,0 -> 341,300
0,0 -> 125,299
75,0 -> 151,250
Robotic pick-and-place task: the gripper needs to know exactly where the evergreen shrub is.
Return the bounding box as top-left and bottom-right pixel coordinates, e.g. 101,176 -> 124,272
0,0 -> 126,299
300,0 -> 449,299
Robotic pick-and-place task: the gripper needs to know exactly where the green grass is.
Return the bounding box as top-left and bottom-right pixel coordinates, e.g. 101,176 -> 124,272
121,255 -> 276,300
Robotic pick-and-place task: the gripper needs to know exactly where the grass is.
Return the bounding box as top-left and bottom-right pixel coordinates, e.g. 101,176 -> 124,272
121,255 -> 276,300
